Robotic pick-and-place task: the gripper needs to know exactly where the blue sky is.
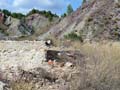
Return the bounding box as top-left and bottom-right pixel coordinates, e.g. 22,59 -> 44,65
0,0 -> 83,15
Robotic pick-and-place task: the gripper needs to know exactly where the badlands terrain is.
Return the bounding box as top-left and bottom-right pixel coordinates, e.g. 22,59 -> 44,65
0,0 -> 120,90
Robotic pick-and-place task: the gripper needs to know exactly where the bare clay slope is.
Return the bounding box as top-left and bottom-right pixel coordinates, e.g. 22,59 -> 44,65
39,0 -> 120,41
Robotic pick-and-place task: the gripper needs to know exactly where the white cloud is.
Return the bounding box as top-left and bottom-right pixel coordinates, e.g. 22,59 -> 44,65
13,0 -> 67,10
14,0 -> 49,6
0,0 -> 69,14
13,0 -> 52,8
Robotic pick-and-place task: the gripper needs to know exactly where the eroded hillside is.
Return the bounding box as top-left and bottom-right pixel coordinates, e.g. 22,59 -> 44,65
0,11 -> 59,40
39,0 -> 120,41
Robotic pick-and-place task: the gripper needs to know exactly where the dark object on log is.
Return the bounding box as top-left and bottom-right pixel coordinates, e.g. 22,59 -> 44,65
45,40 -> 52,47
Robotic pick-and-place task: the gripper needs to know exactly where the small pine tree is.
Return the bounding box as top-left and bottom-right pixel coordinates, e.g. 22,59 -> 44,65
67,4 -> 74,15
83,0 -> 87,3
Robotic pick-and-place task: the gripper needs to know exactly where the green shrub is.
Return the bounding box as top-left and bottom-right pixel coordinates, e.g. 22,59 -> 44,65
11,13 -> 25,19
1,9 -> 25,19
27,9 -> 58,21
2,9 -> 11,16
64,32 -> 83,42
82,0 -> 87,4
61,13 -> 67,18
67,4 -> 74,15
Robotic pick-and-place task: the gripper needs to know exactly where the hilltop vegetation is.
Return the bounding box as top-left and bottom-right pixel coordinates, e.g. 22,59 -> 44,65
0,9 -> 58,21
27,9 -> 58,21
0,9 -> 25,19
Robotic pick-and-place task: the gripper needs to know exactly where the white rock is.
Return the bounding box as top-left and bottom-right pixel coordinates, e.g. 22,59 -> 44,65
65,62 -> 73,68
0,41 -> 47,72
0,81 -> 5,90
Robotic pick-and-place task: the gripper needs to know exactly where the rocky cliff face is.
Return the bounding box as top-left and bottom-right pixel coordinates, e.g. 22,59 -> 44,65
39,0 -> 120,41
0,13 -> 59,40
7,18 -> 33,38
24,14 -> 59,40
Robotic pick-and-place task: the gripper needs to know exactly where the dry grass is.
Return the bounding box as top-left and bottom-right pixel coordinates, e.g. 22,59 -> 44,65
69,41 -> 120,90
10,81 -> 35,90
9,68 -> 58,90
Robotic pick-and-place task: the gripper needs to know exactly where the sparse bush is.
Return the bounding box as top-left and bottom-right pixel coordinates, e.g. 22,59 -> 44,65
69,42 -> 120,90
87,16 -> 93,22
11,81 -> 35,90
64,32 -> 83,42
10,68 -> 58,90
